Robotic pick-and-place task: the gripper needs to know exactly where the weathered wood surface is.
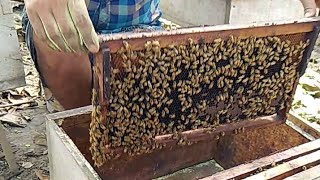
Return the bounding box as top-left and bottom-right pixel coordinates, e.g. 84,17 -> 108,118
104,113 -> 287,155
202,138 -> 320,180
288,112 -> 320,139
244,150 -> 320,180
211,124 -> 308,170
46,119 -> 101,180
0,122 -> 19,172
99,17 -> 320,49
156,160 -> 224,180
54,118 -> 308,180
285,120 -> 316,141
283,164 -> 320,180
0,0 -> 25,91
47,105 -> 309,180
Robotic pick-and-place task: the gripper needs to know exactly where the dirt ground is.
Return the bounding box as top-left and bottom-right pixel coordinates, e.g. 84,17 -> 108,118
0,4 -> 320,180
0,4 -> 49,179
0,38 -> 49,180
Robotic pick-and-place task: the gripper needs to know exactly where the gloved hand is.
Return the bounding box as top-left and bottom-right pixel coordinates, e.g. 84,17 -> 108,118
25,0 -> 99,53
300,0 -> 317,17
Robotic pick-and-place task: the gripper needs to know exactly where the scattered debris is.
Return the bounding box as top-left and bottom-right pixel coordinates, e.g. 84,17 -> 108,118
23,115 -> 31,121
35,169 -> 49,180
33,134 -> 47,147
24,149 -> 41,157
14,129 -> 22,134
0,97 -> 37,109
3,170 -> 23,180
301,83 -> 320,92
0,113 -> 28,128
292,100 -> 306,110
0,4 -> 49,179
0,123 -> 19,173
310,91 -> 320,99
298,112 -> 320,124
292,69 -> 320,125
21,161 -> 33,169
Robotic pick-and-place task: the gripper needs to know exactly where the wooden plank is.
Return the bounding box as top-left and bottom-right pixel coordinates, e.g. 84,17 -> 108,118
202,139 -> 320,180
243,150 -> 320,180
46,106 -> 92,149
288,112 -> 320,139
283,164 -> 320,180
46,105 -> 92,128
0,123 -> 19,172
156,160 -> 224,180
46,105 -> 92,121
105,113 -> 286,154
156,113 -> 285,143
285,120 -> 316,141
99,17 -> 320,53
46,119 -> 101,180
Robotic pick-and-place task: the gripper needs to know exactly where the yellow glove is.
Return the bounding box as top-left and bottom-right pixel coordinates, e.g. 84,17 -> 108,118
300,0 -> 317,17
25,0 -> 99,53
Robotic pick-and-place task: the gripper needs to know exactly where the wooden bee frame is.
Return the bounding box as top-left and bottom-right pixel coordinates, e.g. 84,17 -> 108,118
95,18 -> 320,110
90,17 -> 320,179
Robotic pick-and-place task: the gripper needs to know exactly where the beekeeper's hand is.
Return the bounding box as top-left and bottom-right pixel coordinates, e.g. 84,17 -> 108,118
300,0 -> 317,17
25,0 -> 99,53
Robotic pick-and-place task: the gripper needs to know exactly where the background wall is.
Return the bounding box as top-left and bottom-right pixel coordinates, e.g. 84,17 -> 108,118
159,0 -> 306,26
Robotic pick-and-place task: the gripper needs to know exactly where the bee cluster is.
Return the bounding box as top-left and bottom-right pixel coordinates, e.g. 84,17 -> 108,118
90,35 -> 309,167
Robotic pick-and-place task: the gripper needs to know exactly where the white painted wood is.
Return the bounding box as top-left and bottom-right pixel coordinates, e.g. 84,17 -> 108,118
46,120 -> 101,180
0,0 -> 25,91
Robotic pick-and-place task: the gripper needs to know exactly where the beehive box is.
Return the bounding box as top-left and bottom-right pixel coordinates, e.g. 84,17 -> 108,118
47,17 -> 320,180
47,106 -> 320,180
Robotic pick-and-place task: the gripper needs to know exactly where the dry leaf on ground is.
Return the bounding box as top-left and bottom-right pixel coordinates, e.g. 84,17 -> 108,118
0,113 -> 27,127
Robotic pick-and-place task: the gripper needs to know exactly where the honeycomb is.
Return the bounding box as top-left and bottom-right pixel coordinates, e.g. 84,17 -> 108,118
90,34 -> 310,167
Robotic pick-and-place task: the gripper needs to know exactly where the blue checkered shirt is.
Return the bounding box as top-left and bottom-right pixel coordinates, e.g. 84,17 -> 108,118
87,0 -> 162,33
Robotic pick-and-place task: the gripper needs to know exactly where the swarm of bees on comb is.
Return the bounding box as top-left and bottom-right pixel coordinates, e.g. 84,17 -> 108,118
90,34 -> 310,167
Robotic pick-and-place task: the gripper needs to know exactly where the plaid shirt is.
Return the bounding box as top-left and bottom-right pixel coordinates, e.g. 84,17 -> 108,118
88,0 -> 162,33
